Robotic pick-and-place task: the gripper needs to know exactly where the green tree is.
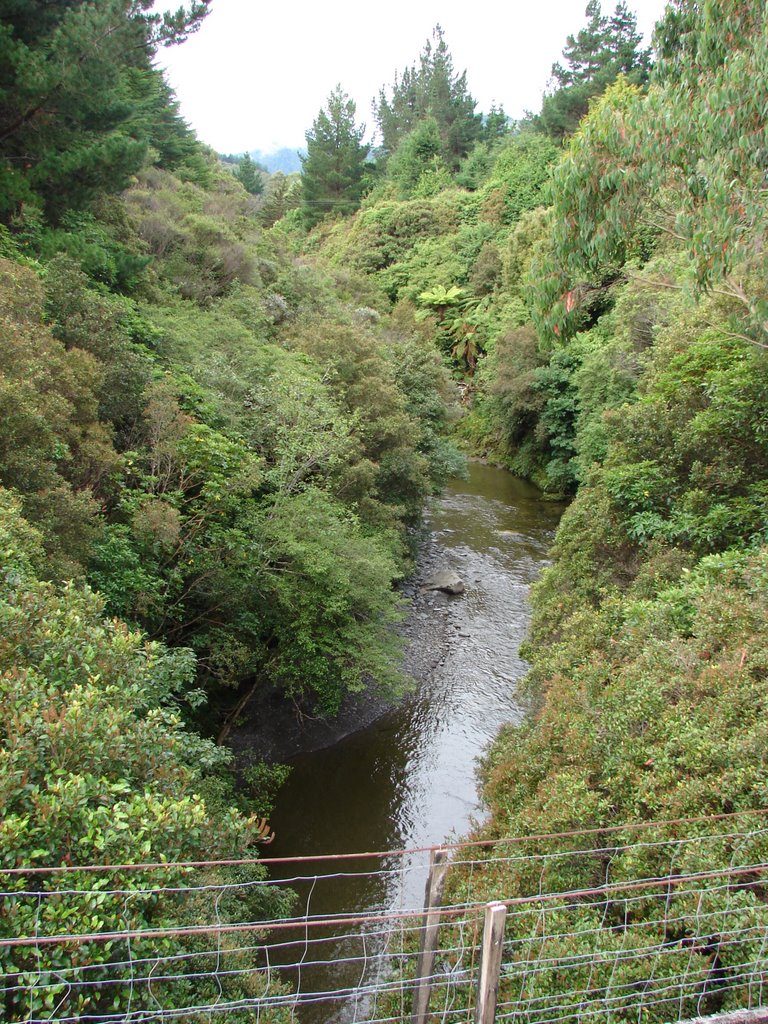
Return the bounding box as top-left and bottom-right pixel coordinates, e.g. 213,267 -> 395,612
300,84 -> 368,227
536,1 -> 651,138
132,68 -> 213,185
375,25 -> 482,168
531,0 -> 768,345
234,152 -> 265,195
0,490 -> 290,1022
484,103 -> 510,142
386,117 -> 445,197
256,488 -> 407,714
0,0 -> 209,221
375,65 -> 420,156
420,25 -> 482,167
552,0 -> 611,85
259,170 -> 301,226
0,257 -> 120,578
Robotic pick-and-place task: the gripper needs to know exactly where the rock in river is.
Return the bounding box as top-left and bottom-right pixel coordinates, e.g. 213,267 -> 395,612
422,569 -> 466,595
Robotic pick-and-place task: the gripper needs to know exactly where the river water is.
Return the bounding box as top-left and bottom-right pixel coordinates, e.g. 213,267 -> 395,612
264,463 -> 562,1017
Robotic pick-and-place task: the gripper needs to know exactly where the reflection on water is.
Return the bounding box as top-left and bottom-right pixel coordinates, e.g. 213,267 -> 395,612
265,463 -> 562,1018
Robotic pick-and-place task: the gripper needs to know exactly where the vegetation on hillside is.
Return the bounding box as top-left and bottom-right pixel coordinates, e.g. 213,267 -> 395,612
0,2 -> 463,1014
298,2 -> 768,1019
3,0 -> 768,1018
1,493 -> 294,1020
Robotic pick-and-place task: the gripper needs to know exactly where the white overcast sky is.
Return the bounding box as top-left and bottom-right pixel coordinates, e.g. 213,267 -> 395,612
157,0 -> 671,155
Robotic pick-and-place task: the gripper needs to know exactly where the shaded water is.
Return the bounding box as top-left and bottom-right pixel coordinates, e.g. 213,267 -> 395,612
265,463 -> 562,1015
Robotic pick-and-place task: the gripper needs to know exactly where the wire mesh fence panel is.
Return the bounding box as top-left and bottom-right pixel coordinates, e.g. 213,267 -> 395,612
3,811 -> 768,1023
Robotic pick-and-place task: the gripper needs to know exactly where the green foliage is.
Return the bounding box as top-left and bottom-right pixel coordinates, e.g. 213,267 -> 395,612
233,153 -> 265,195
23,177 -> 458,718
529,345 -> 584,493
601,327 -> 768,553
455,142 -> 495,191
417,284 -> 467,316
0,258 -> 119,577
257,488 -> 408,713
483,103 -> 510,142
317,127 -> 557,414
259,171 -> 302,227
245,361 -> 358,497
322,192 -> 469,283
486,544 -> 768,831
43,255 -> 153,433
387,333 -> 466,486
242,761 -> 292,818
375,25 -> 482,169
532,0 -> 768,348
124,167 -> 259,301
0,120 -> 460,728
0,490 -> 290,1022
301,85 -> 368,227
476,132 -> 558,226
462,323 -> 544,470
415,284 -> 489,372
0,1 -> 210,222
285,316 -> 434,526
529,77 -> 647,344
38,213 -> 152,292
455,18 -> 768,1021
535,0 -> 651,139
386,118 -> 446,199
5,10 -> 768,1022
442,523 -> 768,1024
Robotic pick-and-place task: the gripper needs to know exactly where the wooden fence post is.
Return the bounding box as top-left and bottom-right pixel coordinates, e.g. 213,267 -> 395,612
411,847 -> 450,1024
475,901 -> 507,1024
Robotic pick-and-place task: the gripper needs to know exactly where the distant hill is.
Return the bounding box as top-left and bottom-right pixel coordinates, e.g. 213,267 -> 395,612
249,148 -> 304,174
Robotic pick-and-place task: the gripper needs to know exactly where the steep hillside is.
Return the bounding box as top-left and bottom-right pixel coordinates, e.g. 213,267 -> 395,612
303,5 -> 768,1017
0,5 -> 463,1016
3,1 -> 768,1018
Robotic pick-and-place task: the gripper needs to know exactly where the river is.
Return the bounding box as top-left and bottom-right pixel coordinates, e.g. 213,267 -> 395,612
264,462 -> 562,1017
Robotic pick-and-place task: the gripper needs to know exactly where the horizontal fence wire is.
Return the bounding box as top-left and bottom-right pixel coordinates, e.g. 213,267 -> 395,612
2,812 -> 768,1024
6,806 -> 768,876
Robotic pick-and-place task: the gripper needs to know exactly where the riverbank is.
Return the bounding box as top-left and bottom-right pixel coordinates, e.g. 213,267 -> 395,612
227,525 -> 462,767
234,462 -> 563,877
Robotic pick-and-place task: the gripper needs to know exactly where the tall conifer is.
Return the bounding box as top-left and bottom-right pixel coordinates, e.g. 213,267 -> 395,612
0,0 -> 209,221
537,1 -> 652,139
375,26 -> 482,167
300,85 -> 368,228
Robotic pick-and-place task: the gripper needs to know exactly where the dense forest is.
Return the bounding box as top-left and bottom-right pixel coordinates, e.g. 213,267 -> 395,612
0,2 -> 464,1017
2,0 -> 768,1019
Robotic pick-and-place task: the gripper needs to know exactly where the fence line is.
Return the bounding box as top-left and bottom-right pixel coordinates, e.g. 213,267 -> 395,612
6,806 -> 768,876
10,824 -> 766,899
5,860 -> 768,950
3,815 -> 768,1023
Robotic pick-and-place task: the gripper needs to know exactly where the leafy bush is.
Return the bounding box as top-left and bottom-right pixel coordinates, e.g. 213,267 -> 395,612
0,492 -> 290,1021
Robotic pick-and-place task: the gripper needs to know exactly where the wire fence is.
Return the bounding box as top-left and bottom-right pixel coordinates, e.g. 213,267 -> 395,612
3,810 -> 768,1023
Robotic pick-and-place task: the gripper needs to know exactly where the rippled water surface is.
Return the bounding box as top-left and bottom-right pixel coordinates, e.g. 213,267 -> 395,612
265,463 -> 562,1015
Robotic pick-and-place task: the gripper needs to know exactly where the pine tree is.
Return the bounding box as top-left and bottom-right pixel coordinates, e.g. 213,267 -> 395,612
374,26 -> 482,168
0,0 -> 210,222
552,0 -> 611,86
537,2 -> 652,139
484,103 -> 511,142
376,66 -> 421,156
234,153 -> 264,195
608,1 -> 649,75
300,85 -> 368,228
386,117 -> 444,197
259,171 -> 301,227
